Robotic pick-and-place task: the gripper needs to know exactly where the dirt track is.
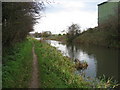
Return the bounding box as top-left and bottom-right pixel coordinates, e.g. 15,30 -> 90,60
29,46 -> 39,88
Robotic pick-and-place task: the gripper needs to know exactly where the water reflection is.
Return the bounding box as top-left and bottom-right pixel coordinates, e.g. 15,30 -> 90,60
66,43 -> 97,78
46,40 -> 119,82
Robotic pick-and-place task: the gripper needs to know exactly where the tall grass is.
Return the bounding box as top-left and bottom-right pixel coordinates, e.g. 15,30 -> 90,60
2,39 -> 33,88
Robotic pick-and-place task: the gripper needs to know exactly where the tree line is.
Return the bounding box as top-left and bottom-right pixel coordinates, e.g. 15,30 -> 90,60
2,2 -> 45,48
32,31 -> 52,38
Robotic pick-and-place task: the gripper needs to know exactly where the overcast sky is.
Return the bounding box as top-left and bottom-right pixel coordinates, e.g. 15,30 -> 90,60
33,0 -> 107,34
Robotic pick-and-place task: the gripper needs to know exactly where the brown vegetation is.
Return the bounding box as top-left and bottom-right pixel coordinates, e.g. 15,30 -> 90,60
74,59 -> 88,70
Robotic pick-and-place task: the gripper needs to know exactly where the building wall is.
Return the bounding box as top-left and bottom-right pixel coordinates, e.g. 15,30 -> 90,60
118,2 -> 120,33
98,2 -> 119,26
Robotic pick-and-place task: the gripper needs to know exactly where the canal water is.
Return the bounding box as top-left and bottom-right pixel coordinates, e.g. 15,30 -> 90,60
46,40 -> 119,82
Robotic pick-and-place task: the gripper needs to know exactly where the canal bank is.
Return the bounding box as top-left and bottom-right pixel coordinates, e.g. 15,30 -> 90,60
33,38 -> 119,88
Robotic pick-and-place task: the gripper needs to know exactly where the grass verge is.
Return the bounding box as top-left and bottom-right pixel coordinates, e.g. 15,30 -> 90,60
2,39 -> 33,88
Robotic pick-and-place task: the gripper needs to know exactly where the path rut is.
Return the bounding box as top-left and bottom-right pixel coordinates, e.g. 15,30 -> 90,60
29,46 -> 39,88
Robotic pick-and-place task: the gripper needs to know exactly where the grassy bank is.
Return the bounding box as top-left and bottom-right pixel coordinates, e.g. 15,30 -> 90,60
46,35 -> 66,43
44,27 -> 120,49
2,39 -> 33,88
73,28 -> 120,48
34,40 -> 89,88
34,39 -> 118,88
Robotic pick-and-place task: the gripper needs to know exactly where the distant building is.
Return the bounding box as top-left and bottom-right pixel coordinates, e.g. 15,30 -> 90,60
98,0 -> 120,32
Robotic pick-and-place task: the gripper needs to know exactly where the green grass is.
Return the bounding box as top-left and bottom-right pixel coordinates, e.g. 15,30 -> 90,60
2,39 -> 33,88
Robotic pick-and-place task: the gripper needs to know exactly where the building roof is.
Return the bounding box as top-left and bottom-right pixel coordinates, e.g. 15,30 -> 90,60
98,0 -> 120,6
98,1 -> 107,6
